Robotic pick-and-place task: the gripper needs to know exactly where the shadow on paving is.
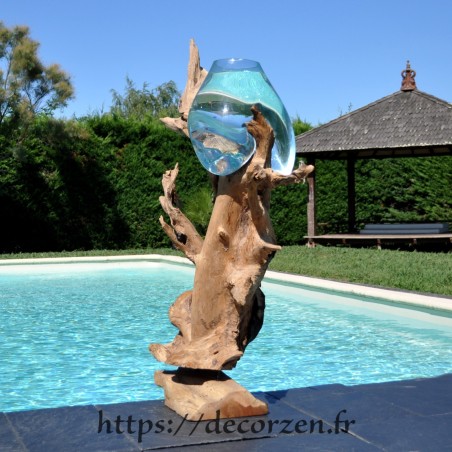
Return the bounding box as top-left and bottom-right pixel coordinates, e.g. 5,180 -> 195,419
1,374 -> 451,451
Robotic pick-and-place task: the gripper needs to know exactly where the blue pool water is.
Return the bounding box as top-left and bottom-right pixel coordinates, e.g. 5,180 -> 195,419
1,261 -> 451,413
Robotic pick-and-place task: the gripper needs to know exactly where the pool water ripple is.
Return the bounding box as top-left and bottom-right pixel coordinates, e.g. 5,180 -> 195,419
1,262 -> 451,412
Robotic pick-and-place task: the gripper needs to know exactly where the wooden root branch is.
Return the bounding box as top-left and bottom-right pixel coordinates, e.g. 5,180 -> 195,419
160,39 -> 207,137
158,163 -> 203,264
150,40 -> 314,371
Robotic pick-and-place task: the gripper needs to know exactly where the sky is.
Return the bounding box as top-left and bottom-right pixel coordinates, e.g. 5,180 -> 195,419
2,0 -> 452,125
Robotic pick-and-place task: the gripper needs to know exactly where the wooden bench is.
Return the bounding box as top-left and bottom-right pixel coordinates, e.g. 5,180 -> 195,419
305,222 -> 452,249
360,223 -> 450,235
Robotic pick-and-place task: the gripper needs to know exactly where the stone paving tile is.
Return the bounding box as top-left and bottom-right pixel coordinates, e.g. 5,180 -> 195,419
2,374 -> 451,451
268,375 -> 452,451
350,413 -> 452,451
96,398 -> 249,449
351,373 -> 452,416
268,386 -> 416,425
157,432 -> 383,451
6,405 -> 139,452
0,412 -> 27,452
95,392 -> 335,450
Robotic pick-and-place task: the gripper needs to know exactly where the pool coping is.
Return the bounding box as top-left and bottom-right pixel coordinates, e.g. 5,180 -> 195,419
1,254 -> 451,314
2,373 -> 452,451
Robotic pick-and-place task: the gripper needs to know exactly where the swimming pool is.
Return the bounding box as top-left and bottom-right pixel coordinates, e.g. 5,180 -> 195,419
1,258 -> 451,413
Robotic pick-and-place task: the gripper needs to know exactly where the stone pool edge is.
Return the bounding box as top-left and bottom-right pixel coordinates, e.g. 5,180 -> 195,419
1,254 -> 451,314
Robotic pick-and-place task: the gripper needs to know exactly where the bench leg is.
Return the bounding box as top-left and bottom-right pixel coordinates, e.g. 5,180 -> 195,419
306,238 -> 316,248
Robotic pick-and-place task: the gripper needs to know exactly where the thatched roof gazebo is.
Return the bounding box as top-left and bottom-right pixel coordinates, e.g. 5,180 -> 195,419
296,62 -> 452,248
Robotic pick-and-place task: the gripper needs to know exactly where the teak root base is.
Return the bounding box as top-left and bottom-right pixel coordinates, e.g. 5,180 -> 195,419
152,40 -> 314,420
154,368 -> 268,421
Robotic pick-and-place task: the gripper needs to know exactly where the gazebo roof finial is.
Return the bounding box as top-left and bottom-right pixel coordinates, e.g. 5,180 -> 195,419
401,60 -> 417,91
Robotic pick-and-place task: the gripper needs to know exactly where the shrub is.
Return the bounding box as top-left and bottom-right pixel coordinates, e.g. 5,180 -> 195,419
1,113 -> 450,252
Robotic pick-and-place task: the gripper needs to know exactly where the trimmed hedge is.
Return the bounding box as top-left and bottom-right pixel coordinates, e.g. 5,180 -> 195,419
0,115 -> 210,252
1,114 -> 451,252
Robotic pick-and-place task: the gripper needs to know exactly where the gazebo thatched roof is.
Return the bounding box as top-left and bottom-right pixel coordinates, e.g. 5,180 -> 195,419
295,62 -> 452,246
296,65 -> 452,159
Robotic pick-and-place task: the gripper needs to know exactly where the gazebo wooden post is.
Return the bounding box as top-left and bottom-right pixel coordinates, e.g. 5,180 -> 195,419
306,157 -> 317,247
297,62 -> 452,248
347,156 -> 356,232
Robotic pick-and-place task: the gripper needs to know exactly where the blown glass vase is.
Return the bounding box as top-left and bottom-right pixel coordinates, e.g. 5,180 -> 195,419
188,58 -> 295,176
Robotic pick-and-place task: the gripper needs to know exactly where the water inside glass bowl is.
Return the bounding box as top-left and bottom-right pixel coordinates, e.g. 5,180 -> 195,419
188,93 -> 256,175
188,59 -> 295,176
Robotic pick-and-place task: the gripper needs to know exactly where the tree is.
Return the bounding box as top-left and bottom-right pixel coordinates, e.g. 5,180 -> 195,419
0,22 -> 74,127
292,115 -> 312,135
110,77 -> 180,119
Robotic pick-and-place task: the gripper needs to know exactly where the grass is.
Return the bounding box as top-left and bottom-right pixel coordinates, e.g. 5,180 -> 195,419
269,246 -> 452,297
1,245 -> 451,297
0,248 -> 182,260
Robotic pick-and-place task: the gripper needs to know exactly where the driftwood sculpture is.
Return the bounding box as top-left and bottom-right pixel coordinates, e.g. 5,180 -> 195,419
150,40 -> 314,419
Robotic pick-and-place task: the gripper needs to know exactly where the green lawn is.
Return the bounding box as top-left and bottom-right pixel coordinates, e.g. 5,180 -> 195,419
1,246 -> 451,297
269,246 -> 452,296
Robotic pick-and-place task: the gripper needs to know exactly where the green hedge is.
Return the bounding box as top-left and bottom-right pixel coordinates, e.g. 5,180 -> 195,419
310,157 -> 452,234
0,115 -> 210,252
1,114 -> 451,253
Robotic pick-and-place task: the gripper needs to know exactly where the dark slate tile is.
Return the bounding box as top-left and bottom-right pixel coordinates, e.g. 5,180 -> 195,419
96,392 -> 326,450
351,374 -> 452,416
96,398 -> 245,450
304,383 -> 353,393
267,385 -> 413,427
255,391 -> 331,420
431,373 -> 452,385
267,383 -> 351,400
3,375 -> 451,451
0,413 -> 27,451
350,413 -> 452,451
158,431 -> 383,451
6,404 -> 139,452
